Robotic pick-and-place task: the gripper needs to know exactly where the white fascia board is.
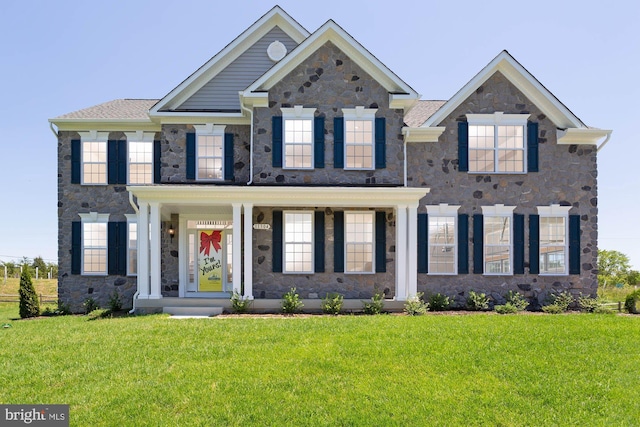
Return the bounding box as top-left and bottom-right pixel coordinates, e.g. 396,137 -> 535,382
245,21 -> 419,98
149,112 -> 249,126
128,185 -> 429,208
150,7 -> 310,114
240,91 -> 269,108
50,119 -> 160,133
557,128 -> 612,145
422,51 -> 585,129
390,94 -> 420,112
401,126 -> 445,142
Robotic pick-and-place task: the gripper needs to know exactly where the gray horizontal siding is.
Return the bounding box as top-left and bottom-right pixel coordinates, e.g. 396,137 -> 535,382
178,27 -> 299,111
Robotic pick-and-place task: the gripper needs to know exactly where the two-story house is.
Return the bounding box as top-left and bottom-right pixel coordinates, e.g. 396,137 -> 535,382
50,6 -> 611,313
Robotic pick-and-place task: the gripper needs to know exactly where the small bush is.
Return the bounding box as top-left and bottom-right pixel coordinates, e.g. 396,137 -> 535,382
19,269 -> 40,318
87,309 -> 111,320
543,291 -> 574,313
428,293 -> 450,311
282,287 -> 304,314
83,297 -> 100,314
41,301 -> 71,317
108,290 -> 123,312
404,292 -> 429,316
593,305 -> 614,314
466,290 -> 490,311
542,304 -> 565,314
230,291 -> 252,313
505,291 -> 529,311
624,289 -> 640,314
577,294 -> 601,313
321,293 -> 344,315
495,303 -> 519,314
363,292 -> 385,315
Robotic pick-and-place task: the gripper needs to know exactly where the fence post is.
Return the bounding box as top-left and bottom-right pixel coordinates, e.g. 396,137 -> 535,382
618,301 -> 622,312
36,267 -> 39,280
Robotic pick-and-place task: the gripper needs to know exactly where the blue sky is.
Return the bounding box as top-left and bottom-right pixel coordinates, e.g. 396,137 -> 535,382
1,0 -> 638,268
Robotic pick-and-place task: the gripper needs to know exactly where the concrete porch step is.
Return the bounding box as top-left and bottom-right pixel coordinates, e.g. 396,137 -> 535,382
163,306 -> 223,317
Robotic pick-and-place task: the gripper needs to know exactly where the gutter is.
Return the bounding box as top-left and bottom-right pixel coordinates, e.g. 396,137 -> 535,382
49,122 -> 59,138
128,193 -> 140,314
596,131 -> 613,153
239,93 -> 254,185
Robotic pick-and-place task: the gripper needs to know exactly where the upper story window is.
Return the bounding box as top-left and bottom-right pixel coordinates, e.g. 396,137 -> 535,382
284,211 -> 314,273
426,204 -> 460,275
194,124 -> 225,181
343,107 -> 376,170
281,106 -> 316,169
482,205 -> 515,275
125,131 -> 156,185
467,113 -> 530,173
537,205 -> 570,275
79,212 -> 109,275
79,131 -> 109,185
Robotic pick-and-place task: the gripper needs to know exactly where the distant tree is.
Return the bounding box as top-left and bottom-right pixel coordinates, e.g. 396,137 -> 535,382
598,249 -> 632,288
46,262 -> 58,278
4,261 -> 17,277
627,270 -> 640,287
31,256 -> 47,278
19,268 -> 40,318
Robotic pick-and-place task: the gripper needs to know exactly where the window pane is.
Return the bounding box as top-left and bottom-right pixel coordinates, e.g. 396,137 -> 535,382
128,223 -> 137,275
484,216 -> 511,274
345,120 -> 373,169
428,216 -> 456,274
197,134 -> 223,179
284,212 -> 314,273
540,217 -> 567,274
128,141 -> 153,184
83,222 -> 107,274
345,212 -> 374,273
284,119 -> 313,169
82,141 -> 107,184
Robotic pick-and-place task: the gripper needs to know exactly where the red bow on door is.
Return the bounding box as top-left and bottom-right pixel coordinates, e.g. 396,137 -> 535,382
200,231 -> 222,256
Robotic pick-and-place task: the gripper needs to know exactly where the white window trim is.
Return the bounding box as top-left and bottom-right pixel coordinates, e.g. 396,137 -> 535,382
466,112 -> 530,174
79,212 -> 110,276
344,210 -> 375,274
194,124 -> 226,181
283,210 -> 314,274
342,107 -> 377,171
481,205 -> 515,276
125,213 -> 137,277
281,106 -> 316,170
537,204 -> 571,276
425,204 -> 460,275
124,131 -> 155,185
78,130 -> 109,186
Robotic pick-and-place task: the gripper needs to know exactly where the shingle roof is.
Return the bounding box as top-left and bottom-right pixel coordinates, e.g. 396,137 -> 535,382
53,99 -> 159,120
403,100 -> 447,127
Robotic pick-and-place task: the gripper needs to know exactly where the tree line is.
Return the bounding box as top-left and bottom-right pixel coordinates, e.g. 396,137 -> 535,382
1,256 -> 58,279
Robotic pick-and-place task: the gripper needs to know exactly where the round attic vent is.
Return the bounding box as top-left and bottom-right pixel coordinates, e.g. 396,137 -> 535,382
267,40 -> 287,62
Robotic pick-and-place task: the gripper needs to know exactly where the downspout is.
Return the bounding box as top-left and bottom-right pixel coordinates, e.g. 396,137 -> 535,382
596,131 -> 612,153
403,129 -> 409,187
240,94 -> 254,185
49,122 -> 59,138
128,192 -> 140,314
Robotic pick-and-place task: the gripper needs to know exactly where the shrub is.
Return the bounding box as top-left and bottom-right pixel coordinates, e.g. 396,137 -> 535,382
428,293 -> 450,311
321,293 -> 344,315
108,290 -> 123,312
577,294 -> 601,313
466,290 -> 490,311
282,287 -> 304,314
363,292 -> 385,315
83,297 -> 100,314
542,304 -> 565,314
19,269 -> 40,318
230,291 -> 253,313
593,305 -> 614,314
624,289 -> 640,314
543,291 -> 574,313
41,301 -> 71,317
404,292 -> 429,316
495,303 -> 519,314
505,291 -> 529,311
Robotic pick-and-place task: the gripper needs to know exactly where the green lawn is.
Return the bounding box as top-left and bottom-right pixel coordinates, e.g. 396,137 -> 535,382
1,303 -> 639,426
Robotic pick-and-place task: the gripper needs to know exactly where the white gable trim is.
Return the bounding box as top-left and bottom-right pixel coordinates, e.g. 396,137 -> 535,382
149,6 -> 309,116
422,51 -> 586,129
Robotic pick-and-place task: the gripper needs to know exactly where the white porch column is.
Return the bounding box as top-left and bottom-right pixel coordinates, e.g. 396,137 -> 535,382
407,203 -> 418,298
243,203 -> 254,299
149,202 -> 162,299
137,201 -> 150,299
232,203 -> 242,295
395,204 -> 408,301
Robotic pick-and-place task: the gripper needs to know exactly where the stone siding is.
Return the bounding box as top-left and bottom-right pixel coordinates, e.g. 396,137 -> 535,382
407,71 -> 598,308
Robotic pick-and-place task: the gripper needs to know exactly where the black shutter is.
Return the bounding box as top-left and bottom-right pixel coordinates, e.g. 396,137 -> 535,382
333,211 -> 344,272
314,117 -> 325,168
71,139 -> 81,184
314,211 -> 325,272
375,117 -> 386,169
224,133 -> 234,181
333,117 -> 344,168
118,222 -> 127,275
529,215 -> 540,274
458,214 -> 469,274
71,221 -> 81,274
514,214 -> 525,274
153,140 -> 161,184
458,121 -> 469,172
117,140 -> 127,184
108,222 -> 118,275
186,132 -> 196,180
417,213 -> 428,273
375,211 -> 386,273
569,215 -> 581,274
473,214 -> 484,274
272,211 -> 283,273
107,140 -> 118,184
527,122 -> 539,172
272,116 -> 283,168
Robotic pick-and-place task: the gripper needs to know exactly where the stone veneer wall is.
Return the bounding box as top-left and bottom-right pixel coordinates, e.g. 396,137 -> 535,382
407,71 -> 598,308
57,131 -> 143,312
252,41 -> 405,186
252,207 -> 396,299
161,214 -> 179,297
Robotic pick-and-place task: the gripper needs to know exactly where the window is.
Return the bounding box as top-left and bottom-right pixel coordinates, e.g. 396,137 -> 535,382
128,141 -> 153,184
194,124 -> 225,180
426,204 -> 460,274
284,212 -> 313,273
343,107 -> 376,170
537,205 -> 570,275
467,113 -> 529,173
282,107 -> 315,169
82,141 -> 107,184
482,205 -> 515,275
127,222 -> 137,276
79,213 -> 109,275
345,211 -> 374,273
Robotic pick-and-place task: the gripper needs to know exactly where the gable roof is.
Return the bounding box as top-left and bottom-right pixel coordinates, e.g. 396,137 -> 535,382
421,50 -> 587,129
403,100 -> 446,127
150,6 -> 309,116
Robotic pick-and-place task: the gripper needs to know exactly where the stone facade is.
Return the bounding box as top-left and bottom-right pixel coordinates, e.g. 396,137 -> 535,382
408,72 -> 598,308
